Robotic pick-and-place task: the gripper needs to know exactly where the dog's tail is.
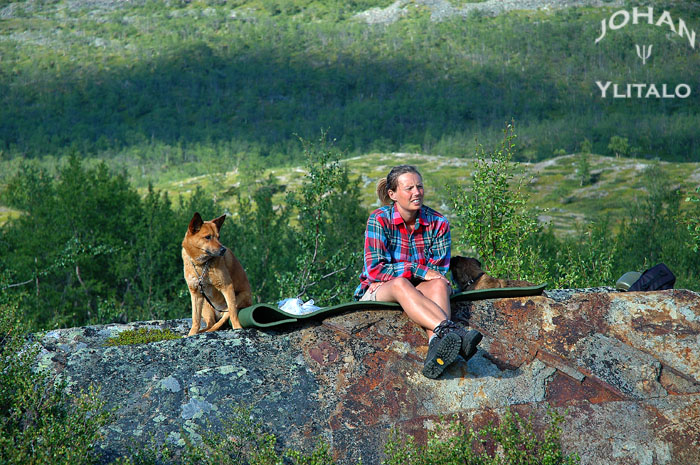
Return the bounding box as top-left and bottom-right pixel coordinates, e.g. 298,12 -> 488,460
204,309 -> 231,332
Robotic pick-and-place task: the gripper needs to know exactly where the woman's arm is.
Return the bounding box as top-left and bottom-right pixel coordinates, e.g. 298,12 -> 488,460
363,214 -> 424,282
425,219 -> 451,276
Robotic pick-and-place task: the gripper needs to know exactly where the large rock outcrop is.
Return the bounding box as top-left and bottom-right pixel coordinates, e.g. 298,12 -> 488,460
37,288 -> 700,464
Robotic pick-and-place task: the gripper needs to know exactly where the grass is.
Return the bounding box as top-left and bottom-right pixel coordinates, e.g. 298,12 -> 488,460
3,149 -> 698,237
105,328 -> 182,346
143,152 -> 700,237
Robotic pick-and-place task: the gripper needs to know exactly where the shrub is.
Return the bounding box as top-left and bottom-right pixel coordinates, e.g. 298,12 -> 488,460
579,138 -> 592,154
549,221 -> 617,289
232,169 -> 296,305
276,132 -> 366,305
447,125 -> 700,290
685,187 -> 700,253
0,279 -> 110,465
232,132 -> 367,307
575,154 -> 592,187
383,408 -> 580,465
612,164 -> 700,289
608,136 -> 629,158
118,405 -> 579,465
0,157 -> 220,330
450,123 -> 548,284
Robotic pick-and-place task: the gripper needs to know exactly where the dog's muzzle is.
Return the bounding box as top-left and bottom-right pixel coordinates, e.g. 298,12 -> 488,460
218,246 -> 227,256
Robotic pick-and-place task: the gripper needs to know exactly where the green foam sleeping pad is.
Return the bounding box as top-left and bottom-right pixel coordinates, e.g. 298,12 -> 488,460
238,284 -> 547,329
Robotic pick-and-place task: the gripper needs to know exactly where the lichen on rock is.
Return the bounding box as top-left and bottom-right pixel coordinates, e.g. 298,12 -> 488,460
36,289 -> 700,464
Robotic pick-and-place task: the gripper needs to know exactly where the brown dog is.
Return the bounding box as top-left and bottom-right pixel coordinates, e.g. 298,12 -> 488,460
450,256 -> 534,291
182,212 -> 252,336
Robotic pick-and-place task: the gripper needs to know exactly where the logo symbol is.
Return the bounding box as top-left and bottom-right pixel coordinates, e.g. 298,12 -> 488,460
635,44 -> 652,65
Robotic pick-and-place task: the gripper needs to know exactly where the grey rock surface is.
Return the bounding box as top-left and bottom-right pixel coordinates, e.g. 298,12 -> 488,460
36,289 -> 700,464
354,0 -> 625,25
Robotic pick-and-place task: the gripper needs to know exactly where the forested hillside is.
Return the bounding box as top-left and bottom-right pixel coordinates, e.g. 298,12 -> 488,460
2,134 -> 699,332
1,0 -> 699,183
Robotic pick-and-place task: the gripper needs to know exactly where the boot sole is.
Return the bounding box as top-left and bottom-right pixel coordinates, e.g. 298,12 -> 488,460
422,332 -> 462,379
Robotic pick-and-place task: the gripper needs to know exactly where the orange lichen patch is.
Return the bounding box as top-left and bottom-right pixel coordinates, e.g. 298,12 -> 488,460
328,351 -> 409,431
573,293 -> 613,330
538,297 -> 613,357
630,315 -> 698,335
647,395 -> 700,463
481,346 -> 529,371
308,341 -> 340,365
599,291 -> 700,384
413,343 -> 429,360
351,354 -> 390,396
543,315 -> 595,355
394,320 -> 428,348
546,372 -> 627,406
391,416 -> 433,447
464,297 -> 545,369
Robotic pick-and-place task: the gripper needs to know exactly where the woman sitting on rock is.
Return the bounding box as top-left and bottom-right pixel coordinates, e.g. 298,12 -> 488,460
354,164 -> 482,379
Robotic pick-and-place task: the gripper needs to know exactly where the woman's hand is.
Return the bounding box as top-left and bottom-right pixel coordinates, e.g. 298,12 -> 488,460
424,269 -> 450,285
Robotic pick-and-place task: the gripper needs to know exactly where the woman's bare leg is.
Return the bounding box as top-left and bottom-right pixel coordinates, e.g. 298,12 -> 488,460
416,278 -> 451,320
374,277 -> 451,339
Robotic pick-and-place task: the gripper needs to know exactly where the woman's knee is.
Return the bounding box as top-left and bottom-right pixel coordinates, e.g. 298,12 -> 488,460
424,277 -> 450,291
393,277 -> 413,289
418,278 -> 451,298
376,277 -> 416,301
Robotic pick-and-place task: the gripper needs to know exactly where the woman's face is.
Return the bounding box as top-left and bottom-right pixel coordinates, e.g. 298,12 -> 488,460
389,172 -> 424,219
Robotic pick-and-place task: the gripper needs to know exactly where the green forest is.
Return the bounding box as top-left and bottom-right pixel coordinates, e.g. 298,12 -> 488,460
2,131 -> 699,331
1,0 -> 699,179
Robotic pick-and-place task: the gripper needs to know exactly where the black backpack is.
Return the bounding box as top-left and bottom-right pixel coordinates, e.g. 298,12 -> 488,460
628,263 -> 676,292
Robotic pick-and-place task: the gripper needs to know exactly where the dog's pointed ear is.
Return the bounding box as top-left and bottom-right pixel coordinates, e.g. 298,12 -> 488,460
212,214 -> 226,231
188,212 -> 203,234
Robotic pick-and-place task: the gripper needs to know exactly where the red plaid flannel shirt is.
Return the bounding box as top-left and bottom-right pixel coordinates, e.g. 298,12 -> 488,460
354,204 -> 451,300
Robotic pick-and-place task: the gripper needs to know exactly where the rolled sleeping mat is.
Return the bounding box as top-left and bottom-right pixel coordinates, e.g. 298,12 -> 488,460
238,284 -> 547,329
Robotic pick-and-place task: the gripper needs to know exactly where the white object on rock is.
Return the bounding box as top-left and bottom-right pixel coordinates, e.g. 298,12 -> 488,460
278,298 -> 321,315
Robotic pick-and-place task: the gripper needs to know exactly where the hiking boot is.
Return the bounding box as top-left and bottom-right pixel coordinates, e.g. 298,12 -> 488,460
455,327 -> 483,362
439,320 -> 483,362
422,322 -> 462,379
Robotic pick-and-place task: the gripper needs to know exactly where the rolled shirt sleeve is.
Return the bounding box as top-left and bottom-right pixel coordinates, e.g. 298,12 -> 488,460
424,218 -> 450,276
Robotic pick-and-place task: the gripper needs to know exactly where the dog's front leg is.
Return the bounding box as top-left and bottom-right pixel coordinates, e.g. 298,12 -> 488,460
223,284 -> 244,329
188,289 -> 204,336
206,284 -> 240,331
